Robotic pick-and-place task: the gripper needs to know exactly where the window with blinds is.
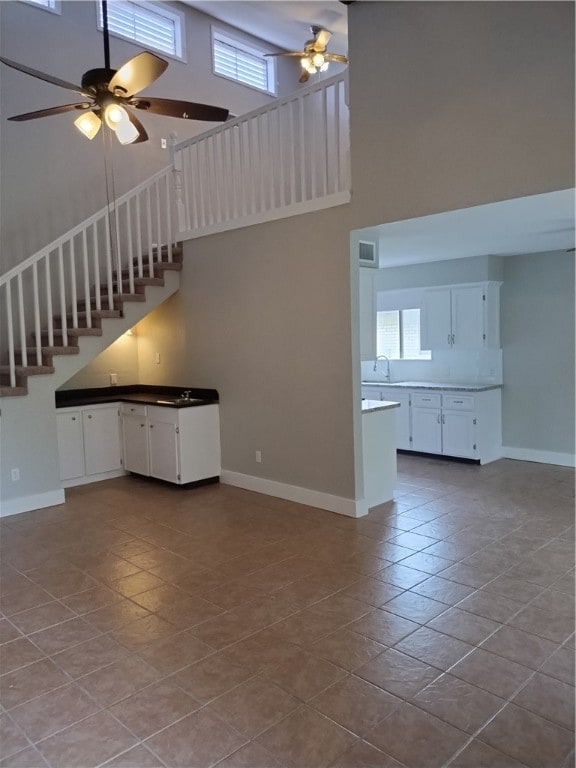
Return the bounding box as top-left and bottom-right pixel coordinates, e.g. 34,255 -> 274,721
212,30 -> 276,95
22,0 -> 60,13
97,1 -> 184,60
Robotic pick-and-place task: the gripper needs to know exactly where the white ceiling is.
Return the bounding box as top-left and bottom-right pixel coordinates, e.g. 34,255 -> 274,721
182,1 -> 349,53
355,189 -> 576,268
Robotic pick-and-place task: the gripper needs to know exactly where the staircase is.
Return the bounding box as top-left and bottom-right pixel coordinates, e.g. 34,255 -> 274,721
0,73 -> 349,399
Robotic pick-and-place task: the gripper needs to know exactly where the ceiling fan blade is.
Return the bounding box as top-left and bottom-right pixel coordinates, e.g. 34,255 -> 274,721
264,51 -> 306,58
312,29 -> 332,52
108,52 -> 168,97
0,55 -> 87,95
299,70 -> 311,84
325,53 -> 349,64
131,97 -> 229,122
125,110 -> 148,143
7,102 -> 92,122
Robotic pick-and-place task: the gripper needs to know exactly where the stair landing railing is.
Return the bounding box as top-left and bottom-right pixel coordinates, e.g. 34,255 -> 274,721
172,72 -> 350,239
0,166 -> 176,388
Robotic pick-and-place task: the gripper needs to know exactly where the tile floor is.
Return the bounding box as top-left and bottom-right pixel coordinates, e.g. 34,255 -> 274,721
0,455 -> 574,768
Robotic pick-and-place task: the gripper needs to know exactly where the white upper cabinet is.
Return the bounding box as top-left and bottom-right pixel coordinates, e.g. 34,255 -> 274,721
420,282 -> 501,351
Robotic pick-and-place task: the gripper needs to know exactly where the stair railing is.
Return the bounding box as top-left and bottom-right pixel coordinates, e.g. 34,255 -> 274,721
172,72 -> 350,239
0,166 -> 176,387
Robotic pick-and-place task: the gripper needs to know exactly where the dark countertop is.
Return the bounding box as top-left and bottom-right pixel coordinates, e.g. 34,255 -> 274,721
55,385 -> 219,409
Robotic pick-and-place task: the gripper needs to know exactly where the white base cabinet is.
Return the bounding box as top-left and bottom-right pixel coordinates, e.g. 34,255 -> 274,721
361,385 -> 501,463
121,403 -> 221,485
57,403 -> 124,486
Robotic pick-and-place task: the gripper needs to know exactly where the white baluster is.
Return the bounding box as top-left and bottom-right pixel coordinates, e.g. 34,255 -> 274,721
58,244 -> 68,346
69,239 -> 78,329
93,223 -> 101,311
17,274 -> 27,367
127,198 -> 135,294
6,282 -> 16,387
45,252 -> 54,348
104,215 -> 114,310
82,229 -> 91,328
32,262 -> 42,365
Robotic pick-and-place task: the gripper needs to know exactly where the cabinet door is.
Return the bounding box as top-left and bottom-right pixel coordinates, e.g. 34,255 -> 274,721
442,410 -> 476,458
420,288 -> 452,350
384,390 -> 411,450
411,407 -> 442,454
148,419 -> 179,483
122,414 -> 149,476
56,412 -> 84,481
451,285 -> 485,349
83,407 -> 122,476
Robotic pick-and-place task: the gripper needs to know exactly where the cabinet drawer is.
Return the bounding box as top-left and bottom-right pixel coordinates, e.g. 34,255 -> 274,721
442,394 -> 475,411
412,392 -> 441,408
121,402 -> 147,417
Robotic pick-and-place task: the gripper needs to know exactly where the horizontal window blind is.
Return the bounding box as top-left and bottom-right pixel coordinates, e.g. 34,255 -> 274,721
213,32 -> 274,94
98,1 -> 181,58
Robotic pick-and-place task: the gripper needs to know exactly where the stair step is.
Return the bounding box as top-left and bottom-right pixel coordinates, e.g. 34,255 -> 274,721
117,261 -> 182,279
0,365 -> 55,376
0,386 -> 28,398
77,294 -> 146,311
14,347 -> 80,366
53,309 -> 122,330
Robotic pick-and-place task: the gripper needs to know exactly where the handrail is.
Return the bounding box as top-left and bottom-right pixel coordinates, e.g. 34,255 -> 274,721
0,166 -> 173,285
173,72 -> 347,154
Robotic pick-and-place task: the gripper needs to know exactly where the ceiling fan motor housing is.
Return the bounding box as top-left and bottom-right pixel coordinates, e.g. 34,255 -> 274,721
81,68 -> 117,94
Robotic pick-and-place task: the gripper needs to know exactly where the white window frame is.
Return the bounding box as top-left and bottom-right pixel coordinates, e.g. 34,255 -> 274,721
96,1 -> 185,62
212,27 -> 276,96
376,308 -> 432,361
20,0 -> 61,14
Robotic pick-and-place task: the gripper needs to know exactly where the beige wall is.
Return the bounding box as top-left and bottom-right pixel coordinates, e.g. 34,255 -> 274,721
348,1 -> 574,227
135,205 -> 358,498
59,331 -> 140,390
0,0 -> 298,271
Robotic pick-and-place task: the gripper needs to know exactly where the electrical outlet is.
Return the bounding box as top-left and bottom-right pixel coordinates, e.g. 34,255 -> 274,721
11,468 -> 20,482
110,373 -> 118,385
255,450 -> 262,463
155,352 -> 161,365
161,138 -> 167,149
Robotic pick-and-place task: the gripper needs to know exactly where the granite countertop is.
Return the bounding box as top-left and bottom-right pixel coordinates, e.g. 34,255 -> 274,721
362,399 -> 401,414
361,380 -> 502,392
56,385 -> 219,409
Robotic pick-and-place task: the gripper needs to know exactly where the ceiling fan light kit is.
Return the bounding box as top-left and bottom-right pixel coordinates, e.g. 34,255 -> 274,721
0,0 -> 229,146
268,25 -> 348,84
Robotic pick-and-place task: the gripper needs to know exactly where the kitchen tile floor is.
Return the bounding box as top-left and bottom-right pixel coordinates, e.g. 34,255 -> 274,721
0,455 -> 574,768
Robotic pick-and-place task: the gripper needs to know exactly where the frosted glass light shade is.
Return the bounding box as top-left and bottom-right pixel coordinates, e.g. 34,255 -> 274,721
74,111 -> 101,140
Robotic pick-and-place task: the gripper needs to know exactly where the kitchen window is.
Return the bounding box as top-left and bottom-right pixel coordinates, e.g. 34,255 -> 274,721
97,1 -> 184,60
377,308 -> 431,360
212,29 -> 276,95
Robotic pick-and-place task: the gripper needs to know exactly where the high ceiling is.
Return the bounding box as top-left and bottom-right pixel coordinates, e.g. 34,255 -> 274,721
182,1 -> 349,53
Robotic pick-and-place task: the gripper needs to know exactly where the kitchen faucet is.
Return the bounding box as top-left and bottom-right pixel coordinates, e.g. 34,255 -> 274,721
373,355 -> 391,381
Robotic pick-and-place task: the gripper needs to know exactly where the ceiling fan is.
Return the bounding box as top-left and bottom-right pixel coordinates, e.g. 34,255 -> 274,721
266,26 -> 348,84
0,0 -> 229,145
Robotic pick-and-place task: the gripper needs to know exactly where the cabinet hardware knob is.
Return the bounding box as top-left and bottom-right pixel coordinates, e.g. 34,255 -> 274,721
87,415 -> 92,419
71,417 -> 76,421
447,334 -> 451,345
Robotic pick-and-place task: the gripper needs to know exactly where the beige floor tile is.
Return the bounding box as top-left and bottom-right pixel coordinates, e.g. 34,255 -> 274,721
0,638 -> 45,675
51,634 -> 128,678
36,711 -> 137,768
512,673 -> 575,731
0,715 -> 30,760
8,683 -> 100,743
262,648 -> 347,701
101,744 -> 165,767
348,609 -> 420,646
0,746 -> 50,767
450,649 -> 534,699
427,606 -> 500,645
364,701 -> 468,768
329,740 -> 406,768
77,655 -> 161,706
411,672 -> 505,733
394,626 -> 474,671
256,706 -> 356,768
311,675 -> 401,736
109,679 -> 199,739
449,739 -> 531,767
0,658 -> 69,710
478,703 -> 574,768
539,646 -> 575,685
479,625 -> 558,669
144,708 -> 247,767
9,602 -> 76,636
356,648 -> 441,698
210,676 -> 300,737
173,653 -> 253,702
310,628 -> 387,672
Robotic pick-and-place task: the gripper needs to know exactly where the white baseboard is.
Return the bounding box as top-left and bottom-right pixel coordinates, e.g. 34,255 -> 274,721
62,469 -> 128,488
0,489 -> 66,518
501,447 -> 576,468
220,470 -> 364,517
